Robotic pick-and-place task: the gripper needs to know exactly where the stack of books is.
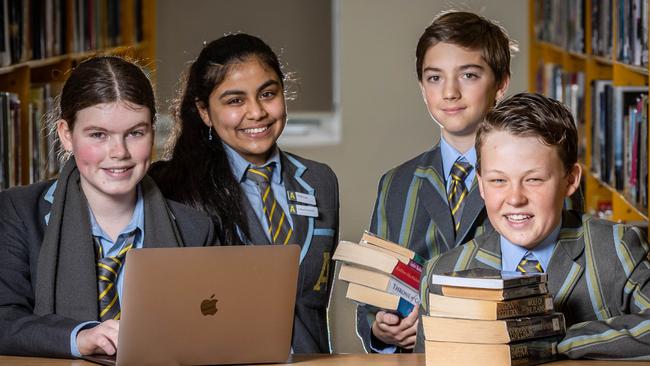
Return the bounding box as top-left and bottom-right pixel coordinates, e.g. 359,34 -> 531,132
423,269 -> 565,366
331,231 -> 423,317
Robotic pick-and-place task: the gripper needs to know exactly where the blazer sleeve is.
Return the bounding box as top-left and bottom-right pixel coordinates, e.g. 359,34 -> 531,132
558,225 -> 650,359
356,171 -> 401,353
0,191 -> 80,357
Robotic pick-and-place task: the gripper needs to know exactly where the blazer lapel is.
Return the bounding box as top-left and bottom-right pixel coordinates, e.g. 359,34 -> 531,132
281,152 -> 312,252
414,146 -> 455,251
546,211 -> 585,309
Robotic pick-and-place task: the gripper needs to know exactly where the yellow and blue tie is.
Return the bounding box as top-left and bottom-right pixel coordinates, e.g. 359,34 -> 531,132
95,237 -> 133,321
448,159 -> 472,234
246,164 -> 293,245
517,252 -> 544,273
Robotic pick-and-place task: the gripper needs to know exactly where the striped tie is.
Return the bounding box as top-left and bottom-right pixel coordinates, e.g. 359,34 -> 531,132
448,159 -> 472,234
246,164 -> 293,244
95,236 -> 133,321
517,252 -> 544,273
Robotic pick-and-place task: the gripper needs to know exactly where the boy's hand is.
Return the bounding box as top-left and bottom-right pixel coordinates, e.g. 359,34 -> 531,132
76,320 -> 119,356
371,307 -> 418,349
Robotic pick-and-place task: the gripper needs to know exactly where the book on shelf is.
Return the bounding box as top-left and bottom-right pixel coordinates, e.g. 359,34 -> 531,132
421,312 -> 565,344
616,0 -> 649,67
591,0 -> 614,58
440,282 -> 549,301
534,0 -> 585,54
424,336 -> 562,366
332,241 -> 421,290
345,282 -> 416,318
338,263 -> 420,305
428,293 -> 554,321
430,268 -> 547,290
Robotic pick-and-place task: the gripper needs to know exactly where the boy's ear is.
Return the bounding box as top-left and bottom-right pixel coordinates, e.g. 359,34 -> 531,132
495,75 -> 510,101
418,81 -> 428,106
195,101 -> 213,128
565,163 -> 582,197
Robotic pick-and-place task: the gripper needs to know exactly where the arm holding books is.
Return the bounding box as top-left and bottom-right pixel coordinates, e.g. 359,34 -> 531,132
557,226 -> 650,359
371,307 -> 419,351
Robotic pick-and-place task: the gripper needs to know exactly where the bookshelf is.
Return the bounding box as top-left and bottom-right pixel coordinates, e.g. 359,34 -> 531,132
0,0 -> 156,189
530,0 -> 649,224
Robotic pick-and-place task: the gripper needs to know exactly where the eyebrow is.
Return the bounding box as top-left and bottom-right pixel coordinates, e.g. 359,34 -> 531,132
218,79 -> 281,99
82,121 -> 151,132
422,64 -> 486,73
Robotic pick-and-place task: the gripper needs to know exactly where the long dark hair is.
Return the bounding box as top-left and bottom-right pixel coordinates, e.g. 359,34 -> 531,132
48,56 -> 156,161
150,33 -> 285,245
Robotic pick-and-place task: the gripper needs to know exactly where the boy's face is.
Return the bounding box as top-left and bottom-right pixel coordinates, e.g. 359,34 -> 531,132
419,42 -> 508,148
477,130 -> 581,249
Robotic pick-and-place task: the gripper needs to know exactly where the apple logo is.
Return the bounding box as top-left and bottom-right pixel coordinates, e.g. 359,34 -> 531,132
200,294 -> 218,316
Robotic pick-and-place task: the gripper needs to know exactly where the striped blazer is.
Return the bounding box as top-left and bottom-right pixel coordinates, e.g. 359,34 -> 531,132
356,145 -> 491,352
416,210 -> 650,359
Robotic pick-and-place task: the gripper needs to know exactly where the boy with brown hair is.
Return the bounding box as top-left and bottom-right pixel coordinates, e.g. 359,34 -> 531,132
357,10 -> 513,352
416,92 -> 650,359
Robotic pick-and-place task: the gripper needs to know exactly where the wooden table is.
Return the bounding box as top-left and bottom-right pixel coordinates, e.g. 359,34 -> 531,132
1,354 -> 649,365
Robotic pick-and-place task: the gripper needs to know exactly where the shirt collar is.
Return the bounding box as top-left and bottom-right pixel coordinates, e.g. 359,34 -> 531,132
223,142 -> 283,184
500,221 -> 562,273
88,185 -> 145,242
440,136 -> 477,180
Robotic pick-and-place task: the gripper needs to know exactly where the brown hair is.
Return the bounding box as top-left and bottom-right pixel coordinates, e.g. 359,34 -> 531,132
475,92 -> 578,173
48,56 -> 156,161
415,11 -> 515,87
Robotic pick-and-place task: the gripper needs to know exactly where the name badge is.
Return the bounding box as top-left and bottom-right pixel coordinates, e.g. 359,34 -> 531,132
289,204 -> 319,217
287,191 -> 316,206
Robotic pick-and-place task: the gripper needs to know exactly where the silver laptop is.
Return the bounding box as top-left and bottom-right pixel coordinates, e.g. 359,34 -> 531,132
84,244 -> 299,365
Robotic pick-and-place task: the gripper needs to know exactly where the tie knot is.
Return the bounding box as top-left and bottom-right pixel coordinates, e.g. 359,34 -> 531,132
246,165 -> 274,184
450,160 -> 472,182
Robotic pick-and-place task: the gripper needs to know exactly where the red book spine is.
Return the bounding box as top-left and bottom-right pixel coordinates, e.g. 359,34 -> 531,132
391,261 -> 420,290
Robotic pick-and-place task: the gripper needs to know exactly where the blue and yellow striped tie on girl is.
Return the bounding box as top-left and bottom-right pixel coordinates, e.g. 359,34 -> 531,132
448,159 -> 472,234
517,252 -> 544,273
94,236 -> 134,321
246,164 -> 293,245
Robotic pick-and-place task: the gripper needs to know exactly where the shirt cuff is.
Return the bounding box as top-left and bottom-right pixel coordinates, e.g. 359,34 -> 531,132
70,321 -> 101,357
369,331 -> 398,354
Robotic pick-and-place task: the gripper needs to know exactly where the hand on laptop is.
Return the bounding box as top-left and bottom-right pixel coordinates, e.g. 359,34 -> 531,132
371,307 -> 418,349
77,320 -> 119,356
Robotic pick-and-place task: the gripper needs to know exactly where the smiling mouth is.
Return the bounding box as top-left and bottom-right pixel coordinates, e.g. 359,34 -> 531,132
241,125 -> 270,134
505,214 -> 532,223
105,167 -> 132,174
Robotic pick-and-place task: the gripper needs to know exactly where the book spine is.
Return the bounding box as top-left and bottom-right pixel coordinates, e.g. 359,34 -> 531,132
386,278 -> 420,305
505,313 -> 566,342
391,261 -> 420,290
503,283 -> 549,300
496,296 -> 554,319
407,258 -> 423,273
503,275 -> 546,288
411,252 -> 425,266
510,337 -> 561,366
395,297 -> 414,318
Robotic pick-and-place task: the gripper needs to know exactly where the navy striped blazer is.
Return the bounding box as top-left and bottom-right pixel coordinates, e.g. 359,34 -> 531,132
357,145 -> 491,352
416,210 -> 650,359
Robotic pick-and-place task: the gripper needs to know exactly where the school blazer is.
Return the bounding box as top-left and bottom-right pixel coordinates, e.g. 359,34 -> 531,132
357,144 -> 491,352
416,210 -> 650,360
241,151 -> 340,354
0,180 -> 216,357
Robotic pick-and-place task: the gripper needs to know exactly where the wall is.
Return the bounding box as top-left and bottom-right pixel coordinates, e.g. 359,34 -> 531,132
156,0 -> 528,353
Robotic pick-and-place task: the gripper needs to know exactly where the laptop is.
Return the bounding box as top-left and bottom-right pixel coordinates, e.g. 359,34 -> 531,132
84,244 -> 299,366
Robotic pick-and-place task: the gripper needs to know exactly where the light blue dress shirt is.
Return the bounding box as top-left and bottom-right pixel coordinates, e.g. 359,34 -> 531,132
440,136 -> 477,193
43,181 -> 145,357
500,222 -> 561,273
223,143 -> 293,242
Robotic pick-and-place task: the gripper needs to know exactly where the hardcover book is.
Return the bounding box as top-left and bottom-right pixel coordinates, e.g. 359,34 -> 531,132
430,268 -> 547,289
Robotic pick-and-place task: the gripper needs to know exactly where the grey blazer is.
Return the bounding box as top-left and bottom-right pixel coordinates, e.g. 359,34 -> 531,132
416,210 -> 650,360
357,145 -> 491,352
241,151 -> 339,354
0,180 -> 216,357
